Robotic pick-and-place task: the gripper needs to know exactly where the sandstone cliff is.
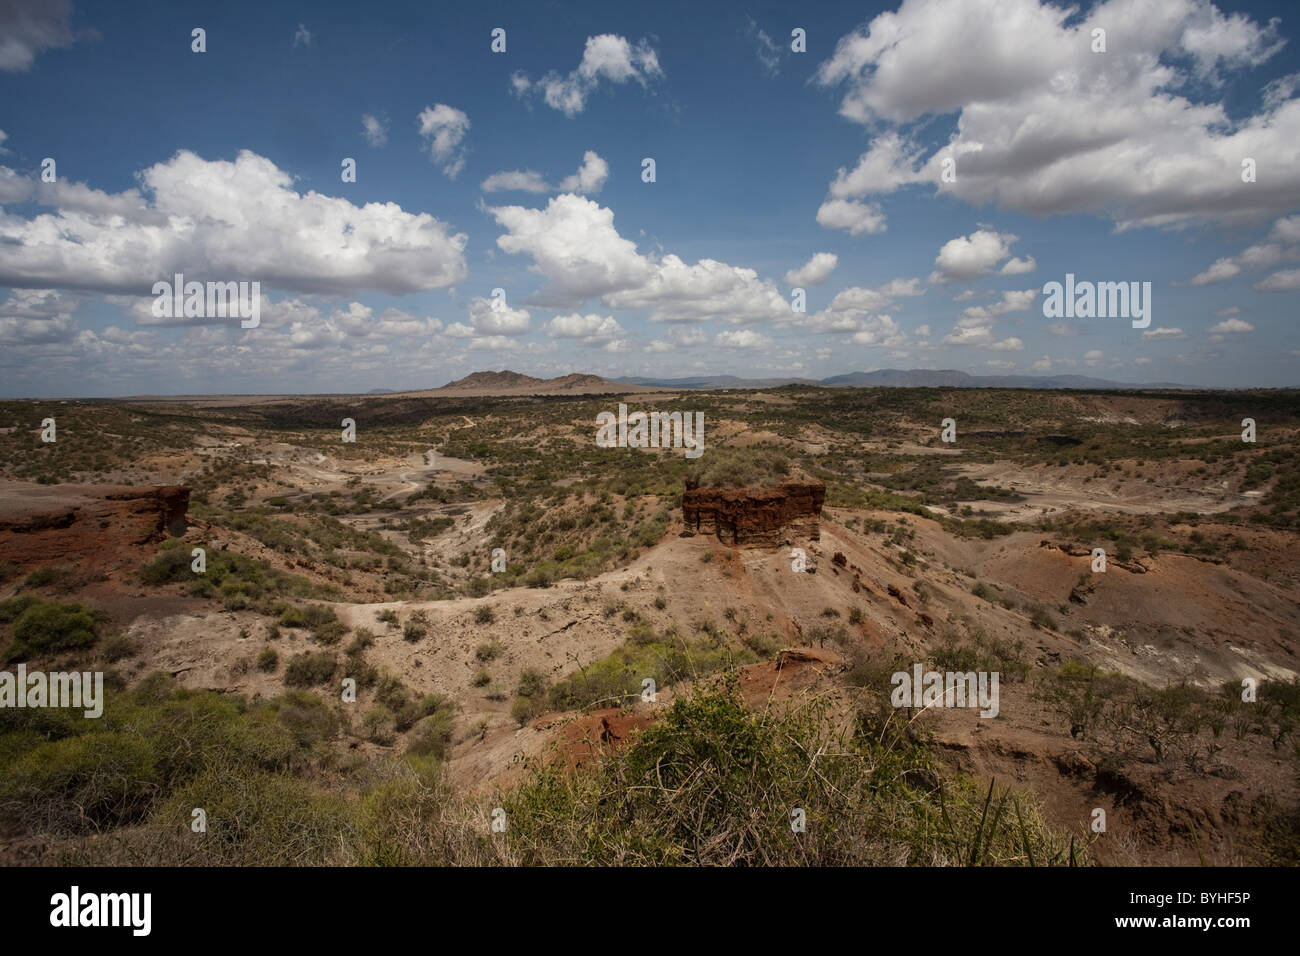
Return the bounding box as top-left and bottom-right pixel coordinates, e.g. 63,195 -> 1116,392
0,483 -> 190,568
681,478 -> 824,546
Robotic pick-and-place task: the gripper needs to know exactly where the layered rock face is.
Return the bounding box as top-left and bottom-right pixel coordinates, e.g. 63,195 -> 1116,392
681,478 -> 825,546
0,483 -> 190,568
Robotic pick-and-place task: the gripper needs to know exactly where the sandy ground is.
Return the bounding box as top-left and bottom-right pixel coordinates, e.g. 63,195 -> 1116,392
936,461 -> 1260,521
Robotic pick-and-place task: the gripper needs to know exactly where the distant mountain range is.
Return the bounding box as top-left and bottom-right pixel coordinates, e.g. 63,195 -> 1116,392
615,369 -> 1189,390
364,368 -> 1199,396
387,370 -> 656,396
612,374 -> 821,389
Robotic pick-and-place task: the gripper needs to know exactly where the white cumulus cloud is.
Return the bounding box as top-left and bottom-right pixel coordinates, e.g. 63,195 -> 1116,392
417,104 -> 470,178
361,114 -> 388,147
467,296 -> 530,336
512,35 -> 662,116
813,0 -> 1300,230
481,169 -> 550,193
0,150 -> 468,296
714,329 -> 771,349
558,150 -> 609,194
1208,317 -> 1254,333
785,252 -> 838,286
546,312 -> 623,342
815,198 -> 886,236
488,194 -> 789,322
930,230 -> 1026,283
483,151 -> 609,195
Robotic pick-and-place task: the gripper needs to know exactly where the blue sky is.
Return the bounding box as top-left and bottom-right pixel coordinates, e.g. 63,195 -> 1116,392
1,0 -> 1298,396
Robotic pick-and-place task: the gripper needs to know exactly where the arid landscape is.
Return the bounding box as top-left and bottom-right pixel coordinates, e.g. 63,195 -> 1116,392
6,0 -> 1300,936
0,372 -> 1296,866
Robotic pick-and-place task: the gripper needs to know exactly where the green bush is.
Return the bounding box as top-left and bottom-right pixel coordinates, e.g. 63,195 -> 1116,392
0,678 -> 325,839
693,448 -> 792,489
405,711 -> 454,760
498,681 -> 1082,866
266,691 -> 338,749
22,566 -> 66,589
510,694 -> 546,726
393,694 -> 447,733
279,604 -> 346,644
283,652 -> 337,688
743,633 -> 782,658
141,540 -> 328,610
0,595 -> 40,624
1027,605 -> 1056,631
347,629 -> 376,653
526,565 -> 558,588
516,667 -> 547,700
1,731 -> 160,832
157,767 -> 351,865
5,600 -> 100,662
546,629 -> 755,713
361,707 -> 395,744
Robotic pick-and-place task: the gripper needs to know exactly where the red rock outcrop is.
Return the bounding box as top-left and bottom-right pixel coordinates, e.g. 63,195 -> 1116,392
681,478 -> 824,546
561,708 -> 655,770
0,483 -> 190,569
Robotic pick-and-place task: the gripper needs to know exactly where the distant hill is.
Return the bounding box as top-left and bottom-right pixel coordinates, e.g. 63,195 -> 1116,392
821,369 -> 971,387
441,370 -> 546,390
613,375 -> 820,389
409,370 -> 652,397
546,373 -> 615,391
617,369 -> 1188,390
820,369 -> 1188,389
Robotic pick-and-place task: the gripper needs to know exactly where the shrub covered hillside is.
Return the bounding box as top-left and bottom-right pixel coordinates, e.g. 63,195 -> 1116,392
0,671 -> 1087,866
